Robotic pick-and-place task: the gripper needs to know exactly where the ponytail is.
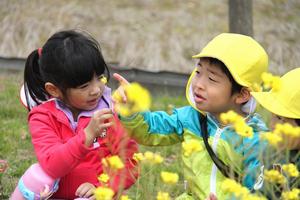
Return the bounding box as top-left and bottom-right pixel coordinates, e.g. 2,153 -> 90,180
24,50 -> 48,109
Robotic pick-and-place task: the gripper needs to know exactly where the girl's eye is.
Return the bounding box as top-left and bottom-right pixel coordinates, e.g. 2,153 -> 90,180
77,84 -> 89,89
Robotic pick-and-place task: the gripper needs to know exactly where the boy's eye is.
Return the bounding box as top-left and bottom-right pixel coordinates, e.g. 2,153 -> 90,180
209,77 -> 218,82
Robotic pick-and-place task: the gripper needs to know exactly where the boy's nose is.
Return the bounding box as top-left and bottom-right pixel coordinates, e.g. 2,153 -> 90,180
194,76 -> 206,90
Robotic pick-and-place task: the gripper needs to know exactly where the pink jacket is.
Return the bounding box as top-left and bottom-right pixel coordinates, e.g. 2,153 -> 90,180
28,100 -> 138,199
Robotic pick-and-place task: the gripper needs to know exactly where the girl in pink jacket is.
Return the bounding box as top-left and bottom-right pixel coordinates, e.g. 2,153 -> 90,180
11,30 -> 138,200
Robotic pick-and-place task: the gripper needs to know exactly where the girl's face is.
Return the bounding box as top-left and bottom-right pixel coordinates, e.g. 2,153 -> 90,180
64,74 -> 105,116
191,59 -> 239,116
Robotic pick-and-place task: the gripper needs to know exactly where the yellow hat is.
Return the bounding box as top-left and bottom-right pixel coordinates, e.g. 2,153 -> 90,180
192,33 -> 268,90
251,68 -> 300,119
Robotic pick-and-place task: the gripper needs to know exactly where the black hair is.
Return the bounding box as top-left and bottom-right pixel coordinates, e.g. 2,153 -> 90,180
24,30 -> 109,107
201,57 -> 243,95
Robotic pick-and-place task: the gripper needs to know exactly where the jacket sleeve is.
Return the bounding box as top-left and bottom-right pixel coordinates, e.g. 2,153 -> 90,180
28,111 -> 92,179
103,115 -> 139,192
242,115 -> 268,190
120,109 -> 184,146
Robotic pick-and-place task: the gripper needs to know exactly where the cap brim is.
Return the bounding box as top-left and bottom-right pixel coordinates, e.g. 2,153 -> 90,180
251,91 -> 300,119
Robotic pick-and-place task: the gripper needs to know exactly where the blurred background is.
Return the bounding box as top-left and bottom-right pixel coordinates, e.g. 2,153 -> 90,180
1,0 -> 299,75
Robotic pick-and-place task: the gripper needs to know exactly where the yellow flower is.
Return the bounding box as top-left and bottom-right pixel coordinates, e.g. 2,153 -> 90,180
99,75 -> 107,84
264,169 -> 286,185
160,171 -> 179,184
282,164 -> 299,177
144,151 -> 154,160
242,195 -> 267,200
153,154 -> 164,164
115,82 -> 151,117
120,195 -> 131,200
94,186 -> 114,200
222,178 -> 249,199
220,110 -> 253,138
156,191 -> 170,200
274,123 -> 300,138
260,132 -> 282,147
98,173 -> 110,183
133,153 -> 145,162
261,72 -> 281,91
281,188 -> 300,200
182,139 -> 203,157
108,155 -> 124,170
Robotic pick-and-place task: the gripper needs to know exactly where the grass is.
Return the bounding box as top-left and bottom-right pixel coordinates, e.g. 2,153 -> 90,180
0,70 -> 187,199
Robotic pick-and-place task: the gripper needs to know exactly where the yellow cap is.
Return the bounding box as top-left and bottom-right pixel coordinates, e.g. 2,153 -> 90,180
192,33 -> 268,90
251,68 -> 300,119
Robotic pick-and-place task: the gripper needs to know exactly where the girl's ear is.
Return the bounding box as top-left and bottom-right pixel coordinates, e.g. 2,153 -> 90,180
45,82 -> 62,98
235,87 -> 251,105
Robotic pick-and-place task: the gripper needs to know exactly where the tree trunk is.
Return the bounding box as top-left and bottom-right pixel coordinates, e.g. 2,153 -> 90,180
229,0 -> 253,36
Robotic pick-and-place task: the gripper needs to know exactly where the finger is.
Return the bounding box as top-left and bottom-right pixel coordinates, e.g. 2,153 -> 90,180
113,73 -> 130,85
98,121 -> 114,131
75,184 -> 84,196
98,113 -> 114,123
84,189 -> 95,198
93,108 -> 112,117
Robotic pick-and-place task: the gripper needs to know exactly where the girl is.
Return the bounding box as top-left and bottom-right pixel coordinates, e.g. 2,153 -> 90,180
11,30 -> 138,199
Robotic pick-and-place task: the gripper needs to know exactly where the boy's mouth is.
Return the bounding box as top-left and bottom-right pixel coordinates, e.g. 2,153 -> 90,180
193,93 -> 207,103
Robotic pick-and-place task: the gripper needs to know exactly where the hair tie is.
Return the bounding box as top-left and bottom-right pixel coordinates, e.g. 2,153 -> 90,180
38,48 -> 42,57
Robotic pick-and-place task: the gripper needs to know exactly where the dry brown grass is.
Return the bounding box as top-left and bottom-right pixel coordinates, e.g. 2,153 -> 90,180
0,0 -> 299,74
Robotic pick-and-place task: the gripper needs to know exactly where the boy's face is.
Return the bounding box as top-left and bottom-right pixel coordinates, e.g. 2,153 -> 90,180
270,114 -> 300,150
270,114 -> 298,129
191,59 -> 238,116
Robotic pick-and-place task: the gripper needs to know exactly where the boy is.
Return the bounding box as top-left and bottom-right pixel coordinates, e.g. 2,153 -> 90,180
119,33 -> 269,199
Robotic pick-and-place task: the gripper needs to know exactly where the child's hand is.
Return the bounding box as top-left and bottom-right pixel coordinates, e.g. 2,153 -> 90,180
75,182 -> 96,200
84,108 -> 114,147
113,73 -> 130,103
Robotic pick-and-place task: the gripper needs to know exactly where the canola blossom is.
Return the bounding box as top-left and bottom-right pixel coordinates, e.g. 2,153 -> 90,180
182,139 -> 203,157
94,186 -> 114,200
264,169 -> 286,185
281,188 -> 300,200
220,110 -> 253,138
98,173 -> 110,183
156,191 -> 170,200
102,155 -> 124,170
113,82 -> 151,117
282,163 -> 299,177
160,171 -> 179,184
260,131 -> 283,147
133,151 -> 164,164
120,195 -> 132,200
261,72 -> 281,91
274,123 -> 300,138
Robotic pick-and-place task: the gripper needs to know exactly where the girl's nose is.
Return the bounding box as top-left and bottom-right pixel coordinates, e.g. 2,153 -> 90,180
90,83 -> 101,96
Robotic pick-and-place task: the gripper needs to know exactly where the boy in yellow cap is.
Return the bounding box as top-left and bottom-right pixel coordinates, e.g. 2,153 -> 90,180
251,68 -> 300,197
118,33 -> 269,199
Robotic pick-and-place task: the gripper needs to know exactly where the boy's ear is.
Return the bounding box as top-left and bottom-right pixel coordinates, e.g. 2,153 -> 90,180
235,87 -> 251,104
45,82 -> 62,98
